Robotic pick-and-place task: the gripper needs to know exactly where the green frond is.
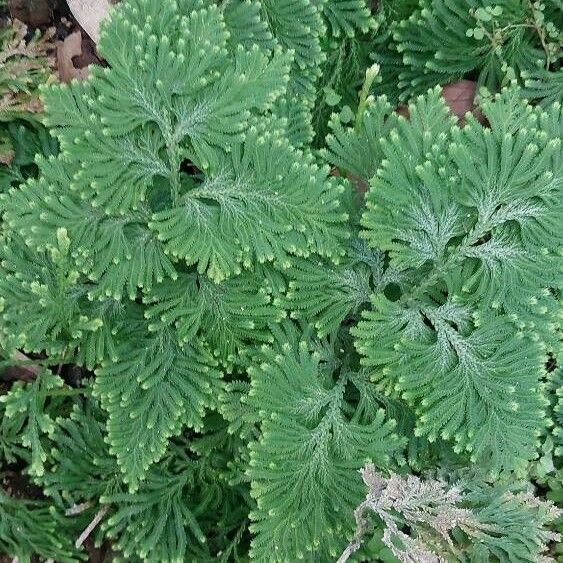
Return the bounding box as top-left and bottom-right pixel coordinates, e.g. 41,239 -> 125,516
362,88 -> 562,321
259,0 -> 326,99
144,271 -> 283,361
522,66 -> 563,107
272,96 -> 315,147
0,392 -> 27,464
219,0 -> 275,51
360,87 -> 458,265
43,1 -> 292,212
73,299 -> 134,369
101,466 -> 207,562
3,156 -> 178,301
0,122 -> 57,192
355,295 -> 546,472
354,87 -> 560,473
281,238 -> 404,337
220,379 -> 260,443
247,322 -> 403,561
149,122 -> 348,282
462,479 -> 562,561
0,490 -> 79,562
378,0 -> 560,102
0,370 -> 67,477
94,321 -> 222,490
446,92 -> 562,316
320,0 -> 376,38
41,399 -> 120,506
100,427 -> 251,562
345,369 -> 446,471
282,254 -> 371,337
0,230 -> 102,356
321,94 -> 399,184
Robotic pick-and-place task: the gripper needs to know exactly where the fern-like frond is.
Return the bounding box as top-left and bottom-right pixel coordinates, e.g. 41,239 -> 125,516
0,490 -> 78,562
281,239 -> 407,337
0,370 -> 68,477
0,122 -> 57,192
144,271 -> 282,361
462,479 -> 562,561
355,295 -> 546,472
377,0 -> 561,102
94,318 -> 222,490
3,156 -> 178,300
341,465 -> 561,562
43,1 -> 292,212
522,66 -> 563,107
247,322 -> 403,561
321,94 -> 399,184
353,87 -> 560,472
41,399 -> 120,505
320,0 -> 375,38
0,229 -> 102,356
149,122 -> 348,282
101,466 -> 207,561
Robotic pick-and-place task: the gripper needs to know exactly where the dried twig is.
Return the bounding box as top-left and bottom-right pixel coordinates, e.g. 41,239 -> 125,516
65,501 -> 93,516
75,504 -> 110,548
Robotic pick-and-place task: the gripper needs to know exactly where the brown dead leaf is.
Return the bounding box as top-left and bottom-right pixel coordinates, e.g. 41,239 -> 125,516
67,0 -> 111,43
57,30 -> 101,82
3,350 -> 41,381
441,80 -> 477,120
8,0 -> 54,27
395,105 -> 409,119
395,80 -> 483,123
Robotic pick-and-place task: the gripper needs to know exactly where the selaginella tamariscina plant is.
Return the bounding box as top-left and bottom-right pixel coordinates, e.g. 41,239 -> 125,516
1,0 -> 353,486
0,0 -> 561,561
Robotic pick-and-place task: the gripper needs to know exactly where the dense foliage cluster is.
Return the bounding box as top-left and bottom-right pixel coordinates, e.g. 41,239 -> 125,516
0,0 -> 561,561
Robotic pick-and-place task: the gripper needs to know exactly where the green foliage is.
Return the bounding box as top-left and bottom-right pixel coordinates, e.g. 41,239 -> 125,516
321,87 -> 562,473
246,324 -> 404,561
0,18 -> 56,187
0,490 -> 78,562
373,0 -> 563,104
461,479 -> 562,561
1,0 -> 349,492
0,228 -> 103,356
0,369 -> 69,476
42,399 -> 121,505
94,320 -> 222,489
0,0 -> 561,561
0,121 -> 57,190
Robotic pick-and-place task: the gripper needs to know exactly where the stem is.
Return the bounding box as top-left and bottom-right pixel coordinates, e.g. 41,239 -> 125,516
355,64 -> 380,130
398,219 -> 491,307
167,144 -> 182,206
66,501 -> 93,516
56,345 -> 69,376
48,388 -> 90,398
